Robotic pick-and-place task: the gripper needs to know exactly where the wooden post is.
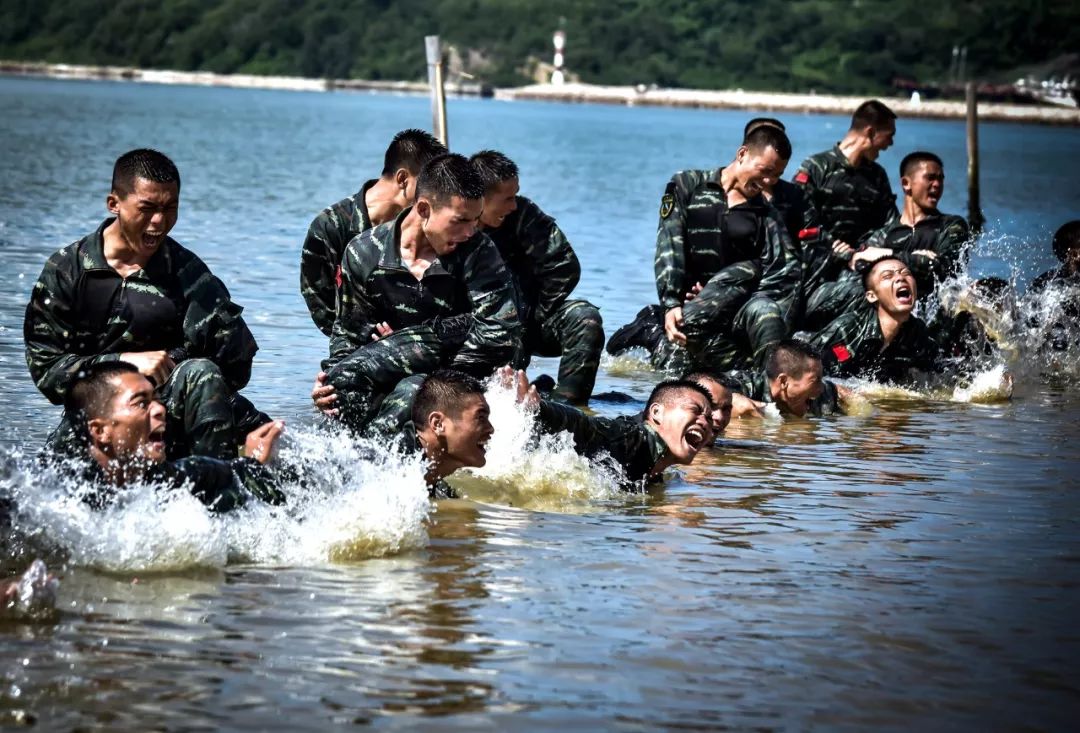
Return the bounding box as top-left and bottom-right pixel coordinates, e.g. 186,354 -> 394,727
425,35 -> 448,147
965,81 -> 985,234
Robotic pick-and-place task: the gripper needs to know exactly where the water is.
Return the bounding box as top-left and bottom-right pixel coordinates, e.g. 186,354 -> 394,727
1,76 -> 1080,729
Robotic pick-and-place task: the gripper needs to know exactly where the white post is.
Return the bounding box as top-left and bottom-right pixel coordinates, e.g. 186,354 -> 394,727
425,35 -> 448,146
551,30 -> 566,86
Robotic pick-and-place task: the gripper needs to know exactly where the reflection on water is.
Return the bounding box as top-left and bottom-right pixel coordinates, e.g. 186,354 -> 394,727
0,77 -> 1079,729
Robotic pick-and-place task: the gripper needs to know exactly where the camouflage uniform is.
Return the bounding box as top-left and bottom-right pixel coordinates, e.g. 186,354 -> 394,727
863,213 -> 971,298
793,146 -> 900,330
324,208 -> 520,431
534,400 -> 668,488
769,179 -> 808,243
300,180 -> 376,336
487,196 -> 603,403
24,218 -> 261,460
653,169 -> 802,371
809,306 -> 940,384
723,368 -> 841,416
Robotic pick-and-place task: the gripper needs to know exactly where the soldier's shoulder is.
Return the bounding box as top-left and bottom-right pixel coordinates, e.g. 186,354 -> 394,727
669,169 -> 713,189
799,148 -> 836,169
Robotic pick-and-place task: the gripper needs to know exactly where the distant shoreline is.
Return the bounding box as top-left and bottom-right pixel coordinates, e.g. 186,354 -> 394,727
3,60 -> 1077,127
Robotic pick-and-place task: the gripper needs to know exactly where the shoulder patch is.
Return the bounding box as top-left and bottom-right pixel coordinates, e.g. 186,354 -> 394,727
794,171 -> 810,185
832,344 -> 851,362
660,194 -> 675,219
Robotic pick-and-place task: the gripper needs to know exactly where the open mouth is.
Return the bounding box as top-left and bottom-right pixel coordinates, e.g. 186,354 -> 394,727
142,233 -> 164,249
895,283 -> 914,305
684,425 -> 707,452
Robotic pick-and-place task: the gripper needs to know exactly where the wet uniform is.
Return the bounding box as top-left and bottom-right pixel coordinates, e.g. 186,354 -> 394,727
534,400 -> 669,487
810,307 -> 940,384
300,180 -> 376,337
24,218 -> 263,460
325,208 -> 520,431
723,368 -> 842,417
863,213 -> 971,301
486,195 -> 603,403
793,146 -> 900,330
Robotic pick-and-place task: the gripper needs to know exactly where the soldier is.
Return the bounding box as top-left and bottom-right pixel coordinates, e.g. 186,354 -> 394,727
1031,220 -> 1080,294
322,154 -> 521,432
810,257 -> 940,384
607,125 -> 801,372
682,371 -> 735,435
1030,220 -> 1080,353
60,362 -> 285,512
508,369 -> 714,487
793,100 -> 901,331
723,339 -> 848,418
859,151 -> 971,300
469,150 -> 604,404
300,129 -> 448,336
24,148 -> 270,461
742,117 -> 807,242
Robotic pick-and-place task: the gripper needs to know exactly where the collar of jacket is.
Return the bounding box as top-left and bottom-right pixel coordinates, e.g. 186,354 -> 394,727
642,421 -> 670,472
373,206 -> 450,278
80,217 -> 175,278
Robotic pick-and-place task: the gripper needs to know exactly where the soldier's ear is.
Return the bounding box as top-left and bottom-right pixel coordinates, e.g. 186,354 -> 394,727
416,198 -> 431,220
865,289 -> 879,304
428,411 -> 445,436
647,401 -> 664,424
106,192 -> 121,214
394,168 -> 410,191
900,175 -> 912,195
87,417 -> 110,447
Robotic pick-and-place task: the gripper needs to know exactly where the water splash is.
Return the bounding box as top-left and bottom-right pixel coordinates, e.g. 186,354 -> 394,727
448,379 -> 626,512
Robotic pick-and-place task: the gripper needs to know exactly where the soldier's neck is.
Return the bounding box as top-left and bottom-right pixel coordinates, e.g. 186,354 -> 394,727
901,198 -> 936,227
718,165 -> 750,207
838,133 -> 870,167
398,208 -> 438,278
366,177 -> 406,227
877,307 -> 909,348
102,219 -> 153,275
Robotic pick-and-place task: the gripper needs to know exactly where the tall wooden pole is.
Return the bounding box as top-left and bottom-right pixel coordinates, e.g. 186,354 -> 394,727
965,81 -> 985,234
425,35 -> 448,147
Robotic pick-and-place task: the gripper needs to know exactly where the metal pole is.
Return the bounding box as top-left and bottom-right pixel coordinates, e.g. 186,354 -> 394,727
425,35 -> 448,147
966,81 -> 985,234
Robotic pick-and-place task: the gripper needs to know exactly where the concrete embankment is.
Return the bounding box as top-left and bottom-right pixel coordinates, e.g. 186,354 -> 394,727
496,83 -> 1080,126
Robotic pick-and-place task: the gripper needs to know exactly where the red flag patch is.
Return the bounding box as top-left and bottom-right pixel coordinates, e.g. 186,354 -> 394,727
832,344 -> 851,362
334,265 -> 343,289
798,226 -> 820,241
794,171 -> 809,184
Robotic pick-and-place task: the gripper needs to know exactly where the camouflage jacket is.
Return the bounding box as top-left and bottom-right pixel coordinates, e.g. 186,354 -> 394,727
654,169 -> 801,310
865,212 -> 970,296
24,218 -> 258,405
794,146 -> 900,291
724,368 -> 841,416
326,207 -> 521,374
769,179 -> 808,244
300,180 -> 377,336
485,196 -> 581,324
810,306 -> 940,383
535,401 -> 668,486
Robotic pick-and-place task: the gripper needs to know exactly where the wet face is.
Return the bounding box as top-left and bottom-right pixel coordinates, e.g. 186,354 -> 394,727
90,372 -> 167,465
106,178 -> 179,258
866,258 -> 917,316
480,177 -> 519,229
776,360 -> 825,417
902,160 -> 944,211
695,379 -> 734,435
418,195 -> 483,256
435,394 -> 494,474
648,390 -> 714,464
864,123 -> 896,160
734,145 -> 787,198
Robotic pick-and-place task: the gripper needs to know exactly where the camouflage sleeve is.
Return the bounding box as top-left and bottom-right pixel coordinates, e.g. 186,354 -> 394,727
757,209 -> 803,300
23,254 -> 121,405
808,314 -> 857,377
861,224 -> 889,249
863,171 -> 900,244
793,158 -> 835,247
325,238 -> 379,372
299,210 -> 341,337
449,237 -> 522,373
178,254 -> 258,392
518,203 -> 581,321
654,177 -> 689,310
933,216 -> 972,281
167,456 -> 285,513
535,400 -> 612,455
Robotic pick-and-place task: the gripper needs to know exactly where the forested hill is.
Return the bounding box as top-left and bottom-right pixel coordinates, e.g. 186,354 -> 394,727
1,0 -> 1076,93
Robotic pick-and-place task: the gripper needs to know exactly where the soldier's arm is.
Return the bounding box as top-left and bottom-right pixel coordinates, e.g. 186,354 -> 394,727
519,203 -> 581,321
933,216 -> 972,281
165,455 -> 284,513
23,256 -> 121,405
178,254 -> 258,392
449,238 -> 522,374
808,315 -> 858,377
324,239 -> 379,372
866,171 -> 900,243
535,400 -> 611,455
299,210 -> 342,337
756,209 -> 803,300
793,159 -> 835,247
655,178 -> 690,310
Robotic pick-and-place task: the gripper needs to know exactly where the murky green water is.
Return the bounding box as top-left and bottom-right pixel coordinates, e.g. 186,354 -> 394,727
1,77 -> 1079,730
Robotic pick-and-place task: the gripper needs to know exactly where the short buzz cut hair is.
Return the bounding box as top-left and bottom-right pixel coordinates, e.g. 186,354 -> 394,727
743,117 -> 786,137
765,339 -> 822,381
111,148 -> 180,196
1052,220 -> 1080,263
850,99 -> 897,132
469,150 -> 520,192
900,151 -> 944,179
742,124 -> 792,162
382,128 -> 448,178
415,153 -> 486,206
411,369 -> 486,426
681,370 -> 738,394
64,361 -> 143,423
645,379 -> 714,412
860,255 -> 908,289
